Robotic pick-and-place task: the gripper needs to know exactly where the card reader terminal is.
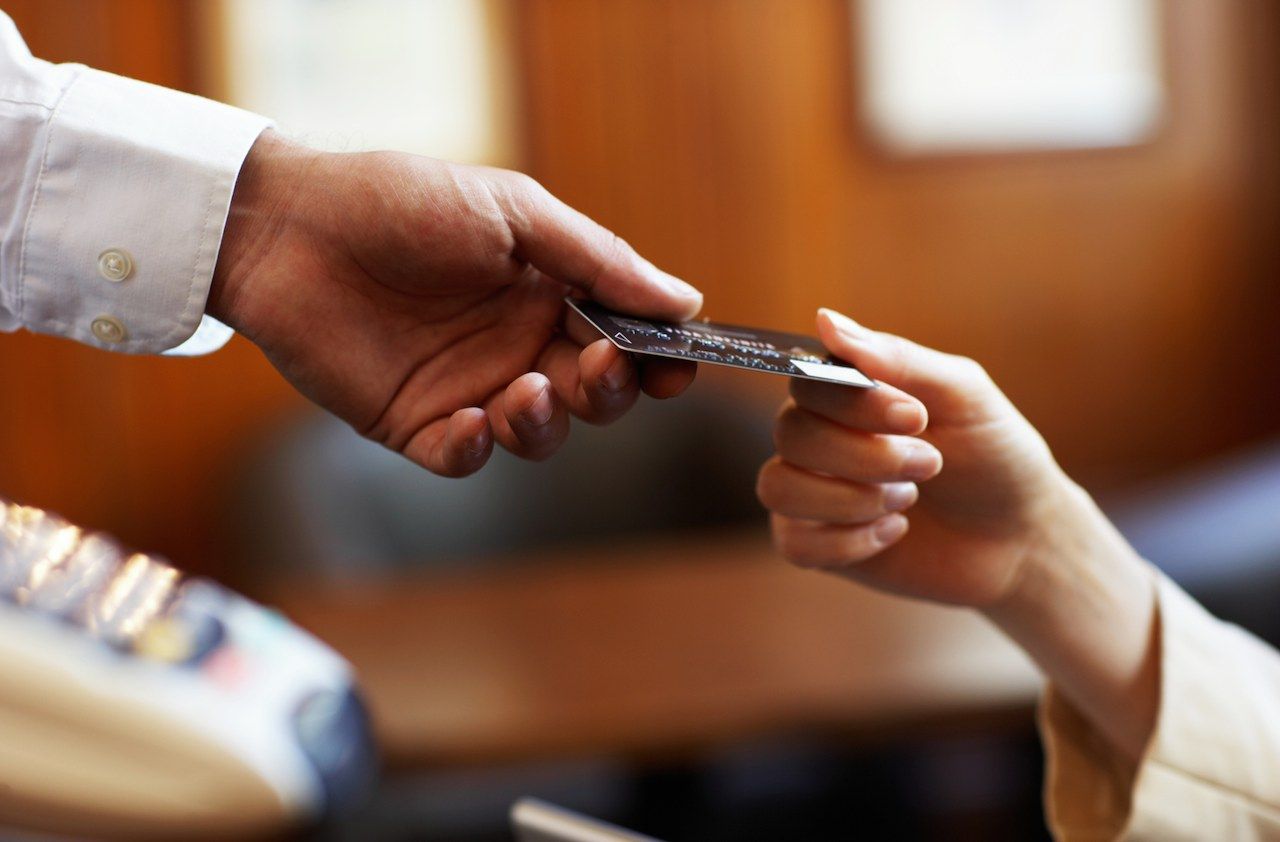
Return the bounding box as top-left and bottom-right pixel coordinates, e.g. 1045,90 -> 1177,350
0,500 -> 376,838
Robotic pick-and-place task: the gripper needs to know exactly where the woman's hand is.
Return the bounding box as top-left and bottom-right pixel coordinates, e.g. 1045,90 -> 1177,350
209,131 -> 701,477
758,308 -> 1160,758
758,307 -> 1069,608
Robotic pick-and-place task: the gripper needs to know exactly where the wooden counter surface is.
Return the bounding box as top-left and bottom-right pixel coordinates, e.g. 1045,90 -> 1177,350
271,531 -> 1041,769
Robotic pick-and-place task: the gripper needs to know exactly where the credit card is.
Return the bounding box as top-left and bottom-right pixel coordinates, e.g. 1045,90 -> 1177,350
567,298 -> 876,388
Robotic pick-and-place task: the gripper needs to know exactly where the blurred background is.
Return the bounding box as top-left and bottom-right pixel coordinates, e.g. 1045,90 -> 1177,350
1,1 -> 1278,839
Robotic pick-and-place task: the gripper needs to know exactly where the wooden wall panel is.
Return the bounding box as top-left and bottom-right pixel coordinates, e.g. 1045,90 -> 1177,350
516,0 -> 1280,489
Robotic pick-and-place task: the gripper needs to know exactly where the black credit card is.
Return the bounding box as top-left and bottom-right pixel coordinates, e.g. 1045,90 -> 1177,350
567,298 -> 875,388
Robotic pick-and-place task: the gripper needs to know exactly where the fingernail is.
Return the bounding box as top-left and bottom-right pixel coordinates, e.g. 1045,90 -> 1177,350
521,387 -> 554,426
820,308 -> 870,340
603,354 -> 632,392
465,429 -> 489,456
887,401 -> 925,432
874,514 -> 908,544
659,270 -> 701,300
902,442 -> 941,480
882,482 -> 918,512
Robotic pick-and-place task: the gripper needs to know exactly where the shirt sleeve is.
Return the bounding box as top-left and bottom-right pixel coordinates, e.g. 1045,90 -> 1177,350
1040,572 -> 1280,840
0,11 -> 271,356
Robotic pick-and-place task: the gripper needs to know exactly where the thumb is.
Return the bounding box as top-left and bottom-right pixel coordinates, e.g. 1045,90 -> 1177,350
815,308 -> 1002,421
496,173 -> 702,320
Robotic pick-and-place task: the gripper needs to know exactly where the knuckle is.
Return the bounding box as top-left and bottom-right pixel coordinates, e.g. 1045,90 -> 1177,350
835,532 -> 874,564
770,420 -> 788,453
778,537 -> 823,569
772,406 -> 805,450
755,467 -> 772,507
579,231 -> 627,293
510,171 -> 544,196
769,422 -> 785,451
607,231 -> 633,260
876,484 -> 894,512
770,518 -> 808,563
788,380 -> 829,415
754,460 -> 789,510
953,355 -> 991,385
840,484 -> 874,520
771,517 -> 849,570
788,554 -> 825,570
589,231 -> 637,286
791,380 -> 840,417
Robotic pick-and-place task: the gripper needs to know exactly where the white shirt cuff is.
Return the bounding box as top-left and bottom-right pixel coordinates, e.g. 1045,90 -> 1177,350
163,315 -> 237,357
18,66 -> 271,355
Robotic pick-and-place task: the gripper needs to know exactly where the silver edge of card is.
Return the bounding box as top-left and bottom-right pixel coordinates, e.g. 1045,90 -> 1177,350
789,359 -> 876,388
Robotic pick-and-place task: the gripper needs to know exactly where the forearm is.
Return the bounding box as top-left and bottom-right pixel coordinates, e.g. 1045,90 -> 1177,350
985,476 -> 1160,760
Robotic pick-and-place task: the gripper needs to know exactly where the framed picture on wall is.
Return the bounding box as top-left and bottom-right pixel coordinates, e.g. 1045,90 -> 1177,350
854,0 -> 1167,155
207,0 -> 518,166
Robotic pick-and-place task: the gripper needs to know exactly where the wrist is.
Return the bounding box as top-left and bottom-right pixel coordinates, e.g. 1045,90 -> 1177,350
988,474 -> 1140,625
986,473 -> 1160,757
208,130 -> 318,333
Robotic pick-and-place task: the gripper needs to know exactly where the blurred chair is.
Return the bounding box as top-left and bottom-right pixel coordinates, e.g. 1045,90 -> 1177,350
228,385 -> 773,580
1107,438 -> 1280,644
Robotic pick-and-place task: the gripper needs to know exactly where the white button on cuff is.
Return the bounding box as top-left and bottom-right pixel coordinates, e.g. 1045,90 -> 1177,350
97,249 -> 134,282
91,316 -> 127,344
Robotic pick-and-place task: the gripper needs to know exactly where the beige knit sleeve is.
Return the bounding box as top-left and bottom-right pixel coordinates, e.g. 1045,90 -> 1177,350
1040,575 -> 1280,841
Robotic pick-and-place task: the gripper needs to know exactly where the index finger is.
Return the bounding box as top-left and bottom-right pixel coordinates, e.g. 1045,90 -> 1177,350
814,308 -> 1001,422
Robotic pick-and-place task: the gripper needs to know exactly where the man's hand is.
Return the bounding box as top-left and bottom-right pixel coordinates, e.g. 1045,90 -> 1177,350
209,131 -> 701,477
